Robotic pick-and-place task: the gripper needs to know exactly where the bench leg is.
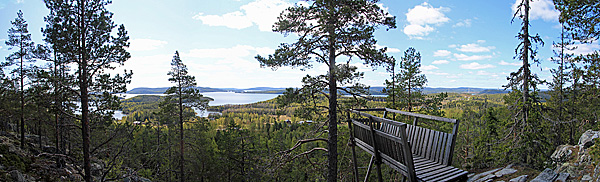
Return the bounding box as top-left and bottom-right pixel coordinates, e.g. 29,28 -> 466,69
364,156 -> 374,182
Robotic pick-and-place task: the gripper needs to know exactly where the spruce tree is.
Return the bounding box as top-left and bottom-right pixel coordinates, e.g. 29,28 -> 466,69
547,25 -> 576,145
554,0 -> 600,134
505,0 -> 547,167
255,1 -> 395,180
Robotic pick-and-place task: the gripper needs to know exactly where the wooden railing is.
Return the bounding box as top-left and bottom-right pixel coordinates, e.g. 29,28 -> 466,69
348,108 -> 467,182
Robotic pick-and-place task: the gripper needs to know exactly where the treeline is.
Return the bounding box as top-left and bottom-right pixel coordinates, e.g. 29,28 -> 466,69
115,94 -> 350,181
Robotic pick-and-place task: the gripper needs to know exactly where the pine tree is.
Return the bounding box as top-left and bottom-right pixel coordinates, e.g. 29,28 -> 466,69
4,10 -> 40,149
42,2 -> 79,162
255,1 -> 395,180
42,0 -> 132,181
383,47 -> 447,116
384,47 -> 426,112
163,51 -> 209,182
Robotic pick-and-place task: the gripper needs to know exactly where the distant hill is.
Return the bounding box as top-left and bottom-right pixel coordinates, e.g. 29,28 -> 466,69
127,87 -> 286,94
126,87 -> 169,94
367,87 -> 507,95
127,86 -> 508,95
479,89 -> 510,94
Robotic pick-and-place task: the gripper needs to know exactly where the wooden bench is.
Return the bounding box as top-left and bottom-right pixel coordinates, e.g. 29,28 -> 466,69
348,108 -> 468,182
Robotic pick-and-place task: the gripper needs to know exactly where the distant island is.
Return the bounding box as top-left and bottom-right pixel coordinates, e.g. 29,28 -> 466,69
126,86 -> 510,95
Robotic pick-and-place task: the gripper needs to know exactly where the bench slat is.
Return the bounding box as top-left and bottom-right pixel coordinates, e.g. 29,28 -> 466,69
429,131 -> 438,161
418,128 -> 425,157
420,166 -> 459,181
422,167 -> 465,181
443,131 -> 453,165
439,170 -> 469,182
424,129 -> 432,159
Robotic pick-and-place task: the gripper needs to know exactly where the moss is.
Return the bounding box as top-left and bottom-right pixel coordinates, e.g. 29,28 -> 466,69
589,138 -> 600,164
0,144 -> 31,172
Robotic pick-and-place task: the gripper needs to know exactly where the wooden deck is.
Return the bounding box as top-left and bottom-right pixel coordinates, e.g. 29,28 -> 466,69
349,108 -> 468,182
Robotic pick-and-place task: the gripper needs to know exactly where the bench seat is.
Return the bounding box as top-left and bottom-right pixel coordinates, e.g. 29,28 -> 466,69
413,155 -> 468,182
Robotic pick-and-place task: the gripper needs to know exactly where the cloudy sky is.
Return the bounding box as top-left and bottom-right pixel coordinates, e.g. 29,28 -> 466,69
1,0 -> 595,89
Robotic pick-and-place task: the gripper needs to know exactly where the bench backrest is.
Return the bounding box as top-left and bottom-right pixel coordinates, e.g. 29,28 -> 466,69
352,108 -> 460,166
351,117 -> 417,181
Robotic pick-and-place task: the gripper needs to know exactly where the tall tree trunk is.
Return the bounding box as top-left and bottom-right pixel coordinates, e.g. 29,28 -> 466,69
79,0 -> 91,181
522,0 -> 531,126
327,23 -> 338,182
392,61 -> 396,120
20,36 -> 25,150
54,54 -> 61,165
156,124 -> 161,180
408,79 -> 412,112
179,83 -> 184,182
167,125 -> 172,182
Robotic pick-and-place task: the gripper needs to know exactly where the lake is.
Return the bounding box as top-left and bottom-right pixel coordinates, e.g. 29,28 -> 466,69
114,92 -> 280,118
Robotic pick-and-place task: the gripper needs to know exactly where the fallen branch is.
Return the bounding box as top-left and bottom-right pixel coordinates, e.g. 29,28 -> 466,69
35,152 -> 75,162
289,147 -> 328,162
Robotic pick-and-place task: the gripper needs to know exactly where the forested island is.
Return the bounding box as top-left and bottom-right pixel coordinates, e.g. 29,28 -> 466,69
1,0 -> 599,182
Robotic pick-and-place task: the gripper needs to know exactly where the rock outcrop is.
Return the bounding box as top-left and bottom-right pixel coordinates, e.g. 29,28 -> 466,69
468,129 -> 600,182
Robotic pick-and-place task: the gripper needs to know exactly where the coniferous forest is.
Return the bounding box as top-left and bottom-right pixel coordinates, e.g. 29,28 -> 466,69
0,0 -> 599,181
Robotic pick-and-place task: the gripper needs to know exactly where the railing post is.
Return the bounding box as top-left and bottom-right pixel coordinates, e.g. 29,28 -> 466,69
347,111 -> 359,182
368,116 -> 383,182
398,124 -> 417,182
445,119 -> 460,165
413,117 -> 419,126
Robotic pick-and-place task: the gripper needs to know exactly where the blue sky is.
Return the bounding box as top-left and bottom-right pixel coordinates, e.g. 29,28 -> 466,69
1,0 -> 597,89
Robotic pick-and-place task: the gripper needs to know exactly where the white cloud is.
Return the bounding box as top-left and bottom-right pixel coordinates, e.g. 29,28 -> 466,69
121,54 -> 173,88
128,39 -> 168,51
184,45 -> 273,59
15,0 -> 24,4
565,43 -> 600,56
456,43 -> 495,53
454,53 -> 492,61
499,60 -> 521,66
433,50 -> 451,57
421,65 -> 439,71
512,0 -> 559,22
432,60 -> 449,64
459,62 -> 496,69
404,2 -> 450,39
193,12 -> 253,30
193,0 -> 292,31
403,24 -> 434,38
454,41 -> 495,53
453,19 -> 472,27
172,45 -> 317,88
423,71 -> 449,76
476,71 -> 490,75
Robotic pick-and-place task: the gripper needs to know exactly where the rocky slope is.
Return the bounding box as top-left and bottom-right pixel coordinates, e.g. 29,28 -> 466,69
0,131 -> 150,182
468,129 -> 600,182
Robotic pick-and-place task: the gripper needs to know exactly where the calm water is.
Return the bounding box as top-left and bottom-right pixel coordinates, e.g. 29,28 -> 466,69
114,92 -> 280,118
